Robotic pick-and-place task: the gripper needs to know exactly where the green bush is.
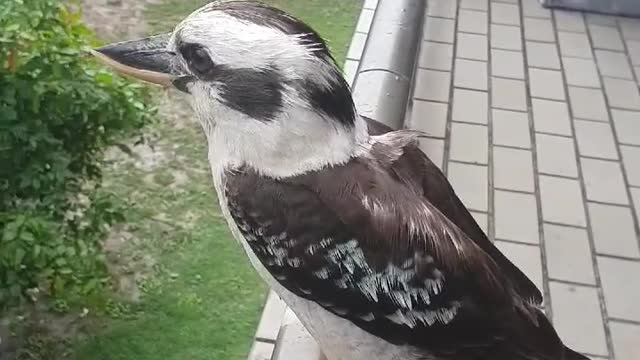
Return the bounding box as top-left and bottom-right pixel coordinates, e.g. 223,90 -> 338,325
0,0 -> 155,308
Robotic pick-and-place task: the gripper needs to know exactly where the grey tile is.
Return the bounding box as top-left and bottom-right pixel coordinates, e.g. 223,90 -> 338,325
414,69 -> 451,102
424,17 -> 455,43
595,50 -> 633,79
536,133 -> 578,177
568,87 -> 609,122
549,282 -> 608,356
459,9 -> 488,35
627,40 -> 640,66
493,109 -> 531,148
558,32 -> 593,58
496,241 -> 543,291
532,99 -> 573,136
581,158 -> 629,205
471,211 -> 488,234
585,13 -> 617,27
526,41 -> 561,69
522,0 -> 552,19
248,341 -> 275,360
453,89 -> 489,124
544,224 -> 596,285
491,24 -> 522,51
450,122 -> 489,164
612,109 -> 640,145
610,321 -> 640,360
633,188 -> 640,220
427,0 -> 457,18
620,18 -> 640,40
492,2 -> 520,26
255,292 -> 287,341
419,41 -> 453,71
554,10 -> 586,33
621,145 -> 640,187
448,162 -> 488,211
539,175 -> 587,226
491,49 -> 525,79
562,57 -> 601,88
636,66 -> 640,84
356,9 -> 375,33
419,138 -> 445,170
494,147 -> 535,192
461,0 -> 488,11
598,256 -> 640,322
347,32 -> 367,60
589,24 -> 625,51
343,60 -> 358,85
410,100 -> 448,138
574,120 -> 619,160
455,59 -> 488,90
589,203 -> 640,258
524,18 -> 555,42
457,33 -> 488,61
603,78 -> 640,111
494,190 -> 540,244
492,77 -> 527,111
529,68 -> 566,100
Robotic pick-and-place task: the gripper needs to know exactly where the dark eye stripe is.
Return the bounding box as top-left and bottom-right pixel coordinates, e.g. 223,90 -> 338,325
179,43 -> 214,76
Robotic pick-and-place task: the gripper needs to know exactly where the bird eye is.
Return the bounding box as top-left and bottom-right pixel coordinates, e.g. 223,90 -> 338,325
181,44 -> 214,76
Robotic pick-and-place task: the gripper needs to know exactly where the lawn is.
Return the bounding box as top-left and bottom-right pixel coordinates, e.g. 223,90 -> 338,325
70,1 -> 363,360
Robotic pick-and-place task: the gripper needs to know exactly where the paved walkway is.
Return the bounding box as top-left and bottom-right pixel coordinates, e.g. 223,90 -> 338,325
249,1 -> 640,359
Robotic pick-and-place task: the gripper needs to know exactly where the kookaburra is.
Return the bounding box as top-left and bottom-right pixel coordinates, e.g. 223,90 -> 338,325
93,1 -> 588,359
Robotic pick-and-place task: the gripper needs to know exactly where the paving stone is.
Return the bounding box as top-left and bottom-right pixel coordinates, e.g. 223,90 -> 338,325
554,9 -> 586,33
621,146 -> 640,187
347,32 -> 367,60
491,2 -> 520,26
414,69 -> 451,102
539,175 -> 587,226
627,40 -> 640,66
558,32 -> 593,58
544,224 -> 596,285
598,256 -> 640,322
529,68 -> 566,100
536,133 -> 578,177
453,89 -> 488,124
450,122 -> 488,164
495,190 -> 540,244
459,9 -> 488,35
343,60 -> 359,85
585,13 -> 617,27
471,211 -> 488,234
620,18 -> 640,40
419,138 -> 445,170
581,158 -> 629,205
522,0 -> 552,19
589,203 -> 640,258
589,24 -> 625,51
410,100 -> 448,138
492,109 -> 531,148
574,120 -> 619,160
424,17 -> 455,43
524,18 -> 555,42
419,41 -> 453,71
595,50 -> 633,79
491,24 -> 522,50
457,33 -> 488,61
568,87 -> 609,122
562,57 -> 601,88
549,282 -> 609,356
356,8 -> 375,33
448,162 -> 488,211
612,109 -> 640,145
526,41 -> 561,69
495,241 -> 543,291
494,147 -> 534,192
491,49 -> 525,79
255,292 -> 288,341
461,0 -> 488,11
492,77 -> 527,111
455,59 -> 488,90
633,188 -> 640,220
532,99 -> 573,136
427,0 -> 457,18
603,78 -> 640,111
248,341 -> 275,360
610,321 -> 640,360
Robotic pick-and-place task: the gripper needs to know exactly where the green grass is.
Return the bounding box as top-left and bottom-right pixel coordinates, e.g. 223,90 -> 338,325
70,1 -> 363,360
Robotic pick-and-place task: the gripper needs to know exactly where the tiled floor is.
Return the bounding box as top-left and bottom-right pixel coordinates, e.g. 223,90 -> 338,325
412,1 -> 640,359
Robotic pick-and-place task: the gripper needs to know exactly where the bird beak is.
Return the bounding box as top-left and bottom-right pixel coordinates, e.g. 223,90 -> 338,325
92,33 -> 179,88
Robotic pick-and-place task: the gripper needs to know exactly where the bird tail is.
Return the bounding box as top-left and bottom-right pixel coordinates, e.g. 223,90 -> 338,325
563,346 -> 589,360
